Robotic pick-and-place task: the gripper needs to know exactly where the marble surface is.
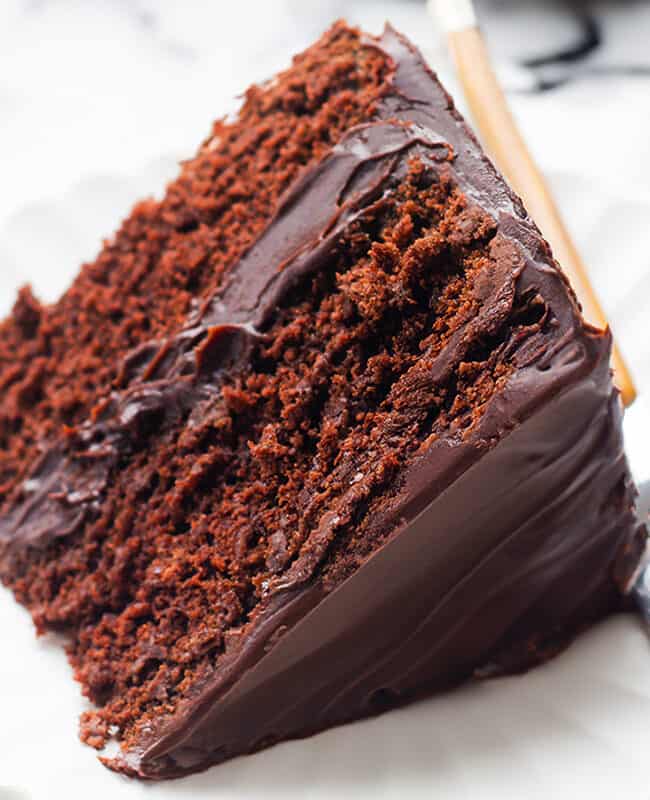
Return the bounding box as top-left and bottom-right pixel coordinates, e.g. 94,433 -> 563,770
0,1 -> 649,798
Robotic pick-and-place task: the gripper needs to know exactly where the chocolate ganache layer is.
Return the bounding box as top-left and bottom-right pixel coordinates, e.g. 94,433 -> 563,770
0,25 -> 645,779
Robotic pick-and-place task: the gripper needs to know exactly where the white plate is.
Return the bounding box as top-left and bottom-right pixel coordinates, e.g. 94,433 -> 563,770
1,593 -> 650,799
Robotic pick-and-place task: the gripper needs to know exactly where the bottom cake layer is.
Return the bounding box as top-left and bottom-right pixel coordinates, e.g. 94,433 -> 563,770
107,347 -> 644,779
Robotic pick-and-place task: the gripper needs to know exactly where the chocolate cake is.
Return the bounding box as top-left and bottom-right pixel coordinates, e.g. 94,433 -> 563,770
0,22 -> 645,779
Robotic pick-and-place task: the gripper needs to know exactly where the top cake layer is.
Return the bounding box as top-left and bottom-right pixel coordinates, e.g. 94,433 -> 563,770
0,22 -> 390,506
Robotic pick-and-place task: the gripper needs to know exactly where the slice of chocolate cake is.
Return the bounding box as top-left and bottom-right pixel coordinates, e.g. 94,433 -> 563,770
0,22 -> 645,780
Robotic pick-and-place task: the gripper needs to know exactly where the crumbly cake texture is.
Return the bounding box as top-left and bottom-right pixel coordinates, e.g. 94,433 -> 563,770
0,22 -> 645,779
0,23 -> 388,504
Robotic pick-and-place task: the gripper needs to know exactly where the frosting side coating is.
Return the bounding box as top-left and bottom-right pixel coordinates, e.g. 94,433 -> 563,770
131,366 -> 640,778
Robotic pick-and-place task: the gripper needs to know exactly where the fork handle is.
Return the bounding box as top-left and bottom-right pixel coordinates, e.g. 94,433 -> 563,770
447,26 -> 636,407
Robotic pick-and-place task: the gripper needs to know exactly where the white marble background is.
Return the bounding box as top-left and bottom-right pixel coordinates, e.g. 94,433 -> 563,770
1,1 -> 650,798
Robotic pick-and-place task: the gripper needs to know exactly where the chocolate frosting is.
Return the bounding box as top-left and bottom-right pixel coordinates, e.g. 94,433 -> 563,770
1,26 -> 645,778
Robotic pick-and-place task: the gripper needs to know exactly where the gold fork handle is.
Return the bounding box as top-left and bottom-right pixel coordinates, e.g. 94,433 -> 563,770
448,26 -> 636,407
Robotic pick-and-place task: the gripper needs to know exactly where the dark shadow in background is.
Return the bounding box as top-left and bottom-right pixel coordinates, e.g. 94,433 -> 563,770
476,0 -> 650,91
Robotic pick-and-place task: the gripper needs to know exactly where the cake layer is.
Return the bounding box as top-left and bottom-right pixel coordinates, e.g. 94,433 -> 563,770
0,24 -> 645,780
0,22 -> 389,505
